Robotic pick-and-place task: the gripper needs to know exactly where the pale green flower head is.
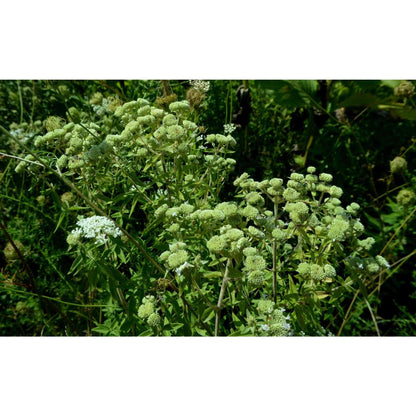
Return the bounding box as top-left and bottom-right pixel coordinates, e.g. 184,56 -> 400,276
138,302 -> 154,319
159,251 -> 171,262
167,125 -> 185,141
215,202 -> 239,219
236,237 -> 250,251
283,188 -> 300,202
4,240 -> 25,261
287,180 -> 303,190
329,197 -> 342,206
305,174 -> 318,183
358,237 -> 375,250
242,205 -> 259,219
390,156 -> 407,174
290,173 -> 304,182
155,204 -> 169,219
272,228 -> 286,241
319,173 -> 333,183
206,134 -> 236,146
61,192 -> 76,205
245,255 -> 266,271
297,262 -> 311,276
233,172 -> 250,187
243,247 -> 257,257
375,255 -> 390,268
224,228 -> 245,242
247,226 -> 265,239
147,312 -> 161,328
182,120 -> 198,131
167,250 -> 188,269
327,217 -> 349,241
165,207 -> 180,218
323,264 -> 336,278
207,235 -> 227,254
366,260 -> 380,274
167,223 -> 180,233
151,108 -> 165,119
269,308 -> 291,336
56,154 -> 68,170
351,220 -> 364,236
169,242 -> 187,253
245,192 -> 265,206
153,126 -> 167,140
169,100 -> 190,114
258,299 -> 275,314
269,178 -> 283,189
397,189 -> 416,207
310,264 -> 325,281
257,180 -> 270,190
329,186 -> 343,198
178,203 -> 194,215
45,116 -> 65,132
288,202 -> 309,224
162,114 -> 178,127
248,270 -> 264,286
137,98 -> 150,107
137,115 -> 155,125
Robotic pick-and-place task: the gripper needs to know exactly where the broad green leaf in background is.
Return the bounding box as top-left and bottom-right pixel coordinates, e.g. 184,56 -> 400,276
255,80 -> 319,108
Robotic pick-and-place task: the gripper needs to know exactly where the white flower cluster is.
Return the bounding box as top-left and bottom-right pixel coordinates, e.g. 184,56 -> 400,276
223,123 -> 236,134
189,80 -> 210,93
10,128 -> 31,143
71,215 -> 122,245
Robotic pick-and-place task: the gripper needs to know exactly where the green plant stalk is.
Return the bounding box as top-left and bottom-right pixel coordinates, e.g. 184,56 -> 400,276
17,81 -> 24,124
272,196 -> 278,303
379,204 -> 416,256
30,81 -> 36,123
215,258 -> 232,336
0,285 -> 121,309
364,297 -> 380,336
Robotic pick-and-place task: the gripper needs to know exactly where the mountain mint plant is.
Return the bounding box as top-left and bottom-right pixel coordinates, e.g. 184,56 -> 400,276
8,92 -> 390,336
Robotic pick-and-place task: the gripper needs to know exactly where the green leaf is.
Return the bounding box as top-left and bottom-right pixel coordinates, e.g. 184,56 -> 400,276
255,80 -> 319,109
339,93 -> 384,108
53,212 -> 66,233
294,305 -> 307,332
139,328 -> 153,336
389,107 -> 416,121
194,327 -> 208,336
202,271 -> 223,278
203,309 -> 216,323
380,80 -> 401,89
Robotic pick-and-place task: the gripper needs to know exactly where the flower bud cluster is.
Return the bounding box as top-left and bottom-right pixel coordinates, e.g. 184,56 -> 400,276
3,240 -> 26,261
397,188 -> 416,207
394,81 -> 415,98
138,295 -> 161,328
159,241 -> 190,271
390,156 -> 407,174
256,300 -> 292,336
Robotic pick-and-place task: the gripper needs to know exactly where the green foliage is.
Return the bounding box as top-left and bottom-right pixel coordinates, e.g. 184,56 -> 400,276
1,79 -> 416,336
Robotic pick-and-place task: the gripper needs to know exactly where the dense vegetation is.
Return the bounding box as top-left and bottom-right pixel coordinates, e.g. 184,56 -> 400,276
1,80 -> 415,336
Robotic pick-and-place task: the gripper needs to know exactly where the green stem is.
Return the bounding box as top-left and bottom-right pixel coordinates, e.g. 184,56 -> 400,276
215,258 -> 232,336
17,81 -> 24,124
272,196 -> 278,303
